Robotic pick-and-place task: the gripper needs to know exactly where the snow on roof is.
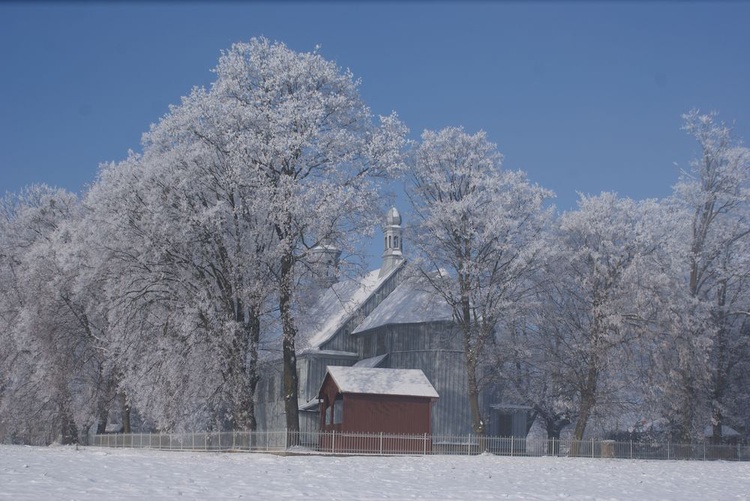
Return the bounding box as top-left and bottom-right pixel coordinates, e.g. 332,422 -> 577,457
353,353 -> 388,368
324,366 -> 439,399
301,266 -> 399,349
304,350 -> 359,359
298,399 -> 320,412
352,278 -> 453,334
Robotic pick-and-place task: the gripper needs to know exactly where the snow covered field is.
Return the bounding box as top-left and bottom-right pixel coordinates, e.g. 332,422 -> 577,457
1,445 -> 749,500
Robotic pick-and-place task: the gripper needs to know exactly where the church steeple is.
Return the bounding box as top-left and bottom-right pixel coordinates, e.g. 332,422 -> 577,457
380,207 -> 404,277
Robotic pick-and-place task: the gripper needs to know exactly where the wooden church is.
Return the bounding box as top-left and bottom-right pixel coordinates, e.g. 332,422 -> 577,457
254,208 -> 534,440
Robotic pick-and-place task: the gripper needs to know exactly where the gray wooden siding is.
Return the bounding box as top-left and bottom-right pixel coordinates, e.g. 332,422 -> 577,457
388,348 -> 473,436
319,264 -> 404,353
355,322 -> 511,437
299,353 -> 358,402
357,322 -> 462,359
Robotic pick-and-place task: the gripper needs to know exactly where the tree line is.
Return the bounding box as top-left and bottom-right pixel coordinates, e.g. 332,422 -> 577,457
1,38 -> 748,446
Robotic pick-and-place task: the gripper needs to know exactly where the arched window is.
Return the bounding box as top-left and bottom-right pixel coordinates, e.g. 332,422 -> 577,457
388,235 -> 392,248
394,236 -> 399,249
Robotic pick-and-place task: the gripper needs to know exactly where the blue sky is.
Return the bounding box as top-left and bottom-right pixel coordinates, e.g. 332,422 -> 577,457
2,2 -> 749,260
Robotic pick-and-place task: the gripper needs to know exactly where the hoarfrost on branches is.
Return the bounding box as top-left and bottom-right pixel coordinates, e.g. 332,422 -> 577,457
406,126 -> 553,435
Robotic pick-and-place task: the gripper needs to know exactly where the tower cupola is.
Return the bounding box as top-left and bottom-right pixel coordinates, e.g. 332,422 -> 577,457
380,207 -> 404,277
310,241 -> 341,288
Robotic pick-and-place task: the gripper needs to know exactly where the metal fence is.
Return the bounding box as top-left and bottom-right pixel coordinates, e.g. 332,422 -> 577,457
90,431 -> 749,461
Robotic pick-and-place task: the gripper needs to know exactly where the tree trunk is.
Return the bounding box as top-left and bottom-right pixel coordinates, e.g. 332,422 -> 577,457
571,364 -> 597,456
57,397 -> 79,445
710,280 -> 729,445
120,392 -> 131,434
465,353 -> 485,436
95,363 -> 115,435
280,252 -> 300,442
96,406 -> 108,435
547,427 -> 562,457
245,306 -> 261,432
231,308 -> 261,432
542,412 -> 569,456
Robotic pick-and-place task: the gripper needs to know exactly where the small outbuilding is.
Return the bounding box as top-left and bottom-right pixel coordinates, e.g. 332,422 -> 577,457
318,366 -> 439,453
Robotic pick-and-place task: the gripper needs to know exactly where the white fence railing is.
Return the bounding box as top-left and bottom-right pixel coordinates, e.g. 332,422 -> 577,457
90,430 -> 750,461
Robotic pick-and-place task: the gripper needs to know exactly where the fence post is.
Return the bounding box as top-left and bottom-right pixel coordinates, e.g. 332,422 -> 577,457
591,438 -> 594,458
423,433 -> 427,456
511,436 -> 514,457
332,430 -> 336,453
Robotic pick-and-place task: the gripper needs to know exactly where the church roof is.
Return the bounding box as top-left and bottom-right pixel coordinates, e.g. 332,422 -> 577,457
301,265 -> 400,350
353,353 -> 388,368
324,366 -> 439,399
385,206 -> 401,226
352,278 -> 453,334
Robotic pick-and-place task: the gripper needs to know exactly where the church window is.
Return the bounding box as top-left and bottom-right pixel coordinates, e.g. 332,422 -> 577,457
394,236 -> 399,249
388,235 -> 392,248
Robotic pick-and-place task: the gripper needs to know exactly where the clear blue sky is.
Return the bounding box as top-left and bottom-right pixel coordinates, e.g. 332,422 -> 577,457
2,2 -> 749,225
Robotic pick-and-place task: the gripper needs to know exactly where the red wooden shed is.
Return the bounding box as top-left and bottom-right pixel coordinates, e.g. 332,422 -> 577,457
318,366 -> 439,453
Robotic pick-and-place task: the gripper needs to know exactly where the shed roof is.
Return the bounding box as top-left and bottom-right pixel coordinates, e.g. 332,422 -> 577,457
323,366 -> 439,399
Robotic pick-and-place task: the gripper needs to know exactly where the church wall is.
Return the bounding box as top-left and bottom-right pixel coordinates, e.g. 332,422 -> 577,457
354,322 -> 472,436
357,321 -> 461,360
318,264 -> 404,353
389,348 -> 473,436
299,352 -> 359,403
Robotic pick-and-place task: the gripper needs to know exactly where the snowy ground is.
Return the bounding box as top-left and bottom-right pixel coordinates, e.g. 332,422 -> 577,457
1,445 -> 749,500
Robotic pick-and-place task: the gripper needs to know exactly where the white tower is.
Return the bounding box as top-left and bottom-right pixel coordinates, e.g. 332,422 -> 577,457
310,242 -> 341,288
379,207 -> 404,277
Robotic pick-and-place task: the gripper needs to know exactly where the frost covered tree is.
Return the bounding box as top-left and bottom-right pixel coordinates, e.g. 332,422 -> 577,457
661,110 -> 750,443
84,38 -> 405,434
543,193 -> 662,451
204,38 -> 406,435
0,186 -> 112,444
498,311 -> 576,452
85,116 -> 278,432
407,127 -> 552,435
